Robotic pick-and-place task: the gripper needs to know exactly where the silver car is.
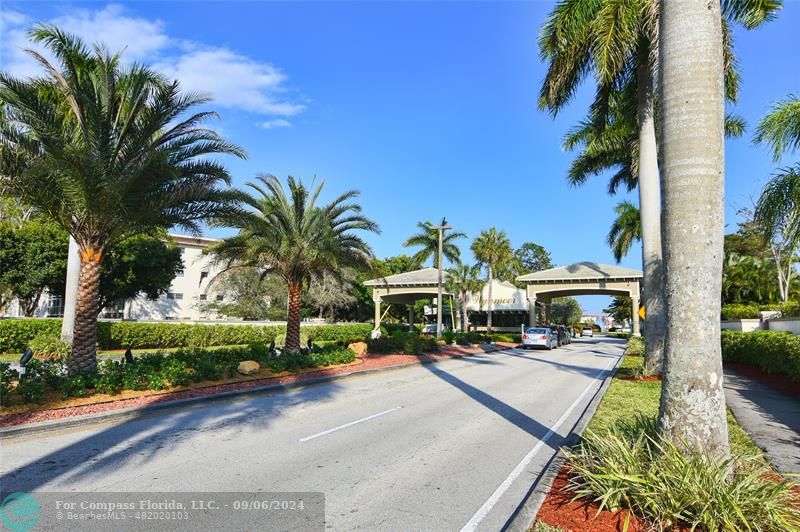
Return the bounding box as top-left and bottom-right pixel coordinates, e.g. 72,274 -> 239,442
521,327 -> 557,350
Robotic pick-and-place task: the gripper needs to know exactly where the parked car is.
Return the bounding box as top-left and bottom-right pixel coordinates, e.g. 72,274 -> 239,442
557,325 -> 571,345
521,328 -> 557,350
547,324 -> 570,346
581,326 -> 594,337
422,323 -> 449,335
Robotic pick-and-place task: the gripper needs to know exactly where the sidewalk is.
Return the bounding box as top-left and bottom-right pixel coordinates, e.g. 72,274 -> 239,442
723,368 -> 800,474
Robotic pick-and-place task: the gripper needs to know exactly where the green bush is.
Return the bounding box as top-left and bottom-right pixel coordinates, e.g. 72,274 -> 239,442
626,336 -> 644,357
721,330 -> 800,383
488,333 -> 521,343
0,319 -> 375,353
29,332 -> 72,359
567,416 -> 800,530
0,362 -> 18,405
0,319 -> 62,353
721,303 -> 761,320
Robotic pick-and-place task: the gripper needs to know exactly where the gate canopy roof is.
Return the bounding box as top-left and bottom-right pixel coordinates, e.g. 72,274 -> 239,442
364,268 -> 452,304
516,262 -> 642,299
517,262 -> 642,283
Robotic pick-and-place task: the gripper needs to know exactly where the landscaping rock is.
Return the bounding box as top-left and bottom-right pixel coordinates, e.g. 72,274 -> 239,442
237,360 -> 260,375
348,342 -> 368,356
436,340 -> 447,346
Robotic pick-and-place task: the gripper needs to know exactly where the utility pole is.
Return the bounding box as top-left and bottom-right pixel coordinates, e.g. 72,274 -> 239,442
431,221 -> 451,338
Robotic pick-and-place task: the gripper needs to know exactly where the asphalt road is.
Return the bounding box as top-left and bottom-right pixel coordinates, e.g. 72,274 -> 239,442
0,337 -> 625,531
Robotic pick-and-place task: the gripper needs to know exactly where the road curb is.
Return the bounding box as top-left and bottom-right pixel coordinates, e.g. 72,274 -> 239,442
0,345 -> 508,440
503,346 -> 625,532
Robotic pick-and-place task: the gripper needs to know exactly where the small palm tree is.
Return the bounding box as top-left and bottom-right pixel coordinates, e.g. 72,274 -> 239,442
753,94 -> 800,302
0,26 -> 245,374
445,264 -> 482,332
402,218 -> 466,268
210,175 -> 379,353
471,228 -> 512,334
607,201 -> 642,263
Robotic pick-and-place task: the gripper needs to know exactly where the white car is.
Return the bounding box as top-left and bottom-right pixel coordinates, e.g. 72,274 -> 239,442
521,328 -> 557,350
581,327 -> 594,337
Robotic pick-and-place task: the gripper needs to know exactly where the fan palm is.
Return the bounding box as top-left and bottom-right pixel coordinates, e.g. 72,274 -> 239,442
445,264 -> 483,332
471,228 -> 512,334
402,218 -> 466,268
539,0 -> 779,374
607,201 -> 641,263
753,95 -> 800,302
0,26 -> 245,374
209,175 -> 379,353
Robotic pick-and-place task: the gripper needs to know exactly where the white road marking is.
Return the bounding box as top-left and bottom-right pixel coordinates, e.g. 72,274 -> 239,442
299,406 -> 403,442
460,356 -> 618,532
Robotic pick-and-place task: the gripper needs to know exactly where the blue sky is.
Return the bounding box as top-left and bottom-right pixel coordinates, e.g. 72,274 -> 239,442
2,2 -> 798,312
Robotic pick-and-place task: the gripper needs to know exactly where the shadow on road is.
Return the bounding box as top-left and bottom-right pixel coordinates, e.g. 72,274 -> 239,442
0,379 -> 343,497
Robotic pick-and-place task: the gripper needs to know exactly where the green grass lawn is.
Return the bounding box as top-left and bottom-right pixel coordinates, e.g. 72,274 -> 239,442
589,352 -> 764,459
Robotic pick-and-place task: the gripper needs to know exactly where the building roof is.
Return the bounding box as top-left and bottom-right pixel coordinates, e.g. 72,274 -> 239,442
363,268 -> 449,287
516,262 -> 642,282
169,233 -> 220,248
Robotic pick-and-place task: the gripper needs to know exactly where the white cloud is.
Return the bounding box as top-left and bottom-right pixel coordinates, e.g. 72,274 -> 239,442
0,4 -> 304,120
258,119 -> 292,129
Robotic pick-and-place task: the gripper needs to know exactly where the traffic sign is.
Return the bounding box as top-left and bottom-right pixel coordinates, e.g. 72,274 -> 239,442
638,305 -> 646,320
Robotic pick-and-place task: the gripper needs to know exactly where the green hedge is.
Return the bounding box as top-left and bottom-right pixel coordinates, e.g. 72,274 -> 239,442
1,343 -> 357,405
721,304 -> 762,320
721,302 -> 800,320
0,319 -> 374,353
721,330 -> 800,383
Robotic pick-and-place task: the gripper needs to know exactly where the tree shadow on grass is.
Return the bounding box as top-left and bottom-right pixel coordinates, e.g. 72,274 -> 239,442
0,379 -> 343,497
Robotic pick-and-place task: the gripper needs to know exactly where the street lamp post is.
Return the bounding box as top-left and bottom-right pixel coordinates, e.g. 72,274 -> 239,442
431,221 -> 451,338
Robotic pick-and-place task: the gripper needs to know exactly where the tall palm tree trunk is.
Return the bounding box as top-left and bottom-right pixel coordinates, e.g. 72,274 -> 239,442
285,280 -> 303,353
486,265 -> 493,334
636,58 -> 667,375
657,0 -> 729,458
69,247 -> 102,375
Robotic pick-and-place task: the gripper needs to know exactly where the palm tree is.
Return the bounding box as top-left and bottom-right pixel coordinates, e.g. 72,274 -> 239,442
402,218 -> 466,268
209,175 -> 379,353
539,0 -> 780,375
607,201 -> 642,263
0,26 -> 245,374
471,228 -> 512,335
445,264 -> 483,332
753,95 -> 800,302
657,0 -> 729,457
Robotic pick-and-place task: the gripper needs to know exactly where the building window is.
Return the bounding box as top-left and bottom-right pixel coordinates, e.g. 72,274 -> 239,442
216,294 -> 224,302
175,247 -> 185,277
200,271 -> 209,282
199,294 -> 207,301
46,295 -> 64,317
167,293 -> 184,301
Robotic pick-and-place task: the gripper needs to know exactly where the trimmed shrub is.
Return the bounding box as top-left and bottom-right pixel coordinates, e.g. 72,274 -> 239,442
721,303 -> 761,320
626,336 -> 644,357
303,323 -> 374,345
0,319 -> 375,353
0,319 -> 62,353
488,333 -> 522,343
721,330 -> 800,383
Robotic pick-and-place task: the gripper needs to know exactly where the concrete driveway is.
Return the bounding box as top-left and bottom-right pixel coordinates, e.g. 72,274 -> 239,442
0,337 -> 624,531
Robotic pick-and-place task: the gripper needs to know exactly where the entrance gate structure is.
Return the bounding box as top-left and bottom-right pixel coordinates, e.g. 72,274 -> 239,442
363,268 -> 452,330
516,262 -> 643,335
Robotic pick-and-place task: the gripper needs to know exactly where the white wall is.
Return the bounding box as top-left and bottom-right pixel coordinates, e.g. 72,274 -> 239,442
720,319 -> 763,332
766,318 -> 800,334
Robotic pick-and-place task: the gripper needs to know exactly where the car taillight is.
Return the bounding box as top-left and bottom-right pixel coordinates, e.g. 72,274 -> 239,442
540,335 -> 548,340
523,335 -> 529,340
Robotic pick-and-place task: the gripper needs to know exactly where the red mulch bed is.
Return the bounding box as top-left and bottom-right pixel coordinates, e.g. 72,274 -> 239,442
535,465 -> 645,532
617,375 -> 661,382
0,343 -> 511,428
724,363 -> 800,399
